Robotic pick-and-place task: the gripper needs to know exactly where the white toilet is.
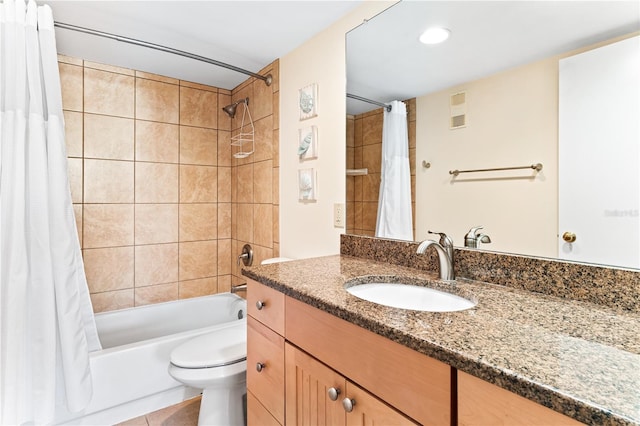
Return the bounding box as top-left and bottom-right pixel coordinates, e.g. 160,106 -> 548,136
168,320 -> 247,426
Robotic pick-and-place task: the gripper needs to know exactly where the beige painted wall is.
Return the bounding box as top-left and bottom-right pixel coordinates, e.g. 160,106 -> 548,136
279,1 -> 395,259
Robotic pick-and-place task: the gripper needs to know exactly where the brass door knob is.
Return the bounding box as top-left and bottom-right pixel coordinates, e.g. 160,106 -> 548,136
562,232 -> 576,243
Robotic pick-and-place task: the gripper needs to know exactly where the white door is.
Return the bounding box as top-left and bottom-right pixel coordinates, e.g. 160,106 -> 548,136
558,36 -> 640,269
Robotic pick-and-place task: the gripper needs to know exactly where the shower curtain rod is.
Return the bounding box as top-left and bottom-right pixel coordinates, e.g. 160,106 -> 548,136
347,93 -> 392,112
53,22 -> 272,86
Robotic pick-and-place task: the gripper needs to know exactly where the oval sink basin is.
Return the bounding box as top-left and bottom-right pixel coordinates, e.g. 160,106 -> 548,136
346,283 -> 476,312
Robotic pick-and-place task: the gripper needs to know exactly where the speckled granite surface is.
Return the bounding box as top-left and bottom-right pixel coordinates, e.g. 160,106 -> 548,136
341,234 -> 640,313
243,255 -> 640,425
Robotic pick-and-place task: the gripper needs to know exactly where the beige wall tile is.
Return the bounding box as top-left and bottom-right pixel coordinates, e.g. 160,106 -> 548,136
346,147 -> 355,169
354,146 -> 363,169
136,162 -> 178,203
217,275 -> 231,293
236,163 -> 253,203
136,78 -> 179,124
272,92 -> 280,131
231,204 -> 237,241
83,204 -> 134,248
251,244 -> 273,266
179,240 -> 217,281
272,129 -> 279,168
136,71 -> 178,85
362,143 -> 382,173
354,176 -> 363,202
272,205 -> 279,244
218,167 -> 232,203
252,77 -> 273,121
363,173 -> 381,202
346,176 -> 354,203
135,283 -> 179,306
84,159 -> 134,203
179,165 -> 217,203
73,204 -> 83,248
179,278 -> 217,299
218,93 -> 232,132
59,63 -> 83,112
67,158 -> 83,204
236,203 -> 253,243
362,113 -> 383,145
180,87 -> 217,129
90,289 -> 133,313
218,203 -> 232,239
84,61 -> 134,76
253,116 -> 273,162
135,243 -> 179,286
179,204 -> 217,242
84,68 -> 134,118
135,204 -> 178,245
273,242 -> 280,258
253,160 -> 273,204
253,204 -> 273,248
363,201 -> 378,231
217,239 -> 232,276
272,167 -> 279,205
179,126 -> 217,166
218,130 -> 232,167
135,121 -> 179,163
409,147 -> 416,176
83,247 -> 134,293
346,117 -> 355,148
58,54 -> 82,66
270,59 -> 280,93
84,114 -> 134,160
180,81 -> 218,92
354,118 -> 363,147
64,111 -> 83,157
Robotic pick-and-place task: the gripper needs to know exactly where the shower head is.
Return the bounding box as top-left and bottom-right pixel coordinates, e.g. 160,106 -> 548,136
222,97 -> 249,118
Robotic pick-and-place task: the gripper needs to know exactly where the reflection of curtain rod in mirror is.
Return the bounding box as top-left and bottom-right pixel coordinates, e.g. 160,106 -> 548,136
347,93 -> 391,112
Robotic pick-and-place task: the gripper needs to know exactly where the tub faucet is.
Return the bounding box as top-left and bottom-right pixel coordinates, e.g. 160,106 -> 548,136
416,231 -> 455,281
464,226 -> 491,248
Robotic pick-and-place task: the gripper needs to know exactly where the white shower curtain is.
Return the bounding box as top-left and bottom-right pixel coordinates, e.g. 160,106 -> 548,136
0,0 -> 101,423
375,100 -> 413,241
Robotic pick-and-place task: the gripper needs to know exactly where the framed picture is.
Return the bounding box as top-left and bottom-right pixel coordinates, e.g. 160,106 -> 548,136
299,83 -> 318,120
298,168 -> 317,201
298,126 -> 318,160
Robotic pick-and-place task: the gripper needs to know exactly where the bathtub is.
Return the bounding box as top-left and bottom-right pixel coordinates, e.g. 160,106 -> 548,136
54,293 -> 247,425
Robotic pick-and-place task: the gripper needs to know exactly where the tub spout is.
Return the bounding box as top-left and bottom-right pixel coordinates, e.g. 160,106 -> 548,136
231,284 -> 247,293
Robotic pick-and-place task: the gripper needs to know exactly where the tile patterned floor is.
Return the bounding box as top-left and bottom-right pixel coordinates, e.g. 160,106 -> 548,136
117,396 -> 201,426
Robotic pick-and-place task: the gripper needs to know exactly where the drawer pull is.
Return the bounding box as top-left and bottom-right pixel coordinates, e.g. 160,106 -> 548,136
256,300 -> 266,310
342,397 -> 355,413
328,387 -> 341,401
256,362 -> 265,372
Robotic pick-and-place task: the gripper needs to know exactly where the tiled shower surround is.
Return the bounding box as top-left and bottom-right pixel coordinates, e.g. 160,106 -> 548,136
59,55 -> 279,312
346,98 -> 416,237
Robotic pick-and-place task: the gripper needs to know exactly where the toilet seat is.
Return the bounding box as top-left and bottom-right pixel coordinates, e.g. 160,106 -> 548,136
170,320 -> 246,369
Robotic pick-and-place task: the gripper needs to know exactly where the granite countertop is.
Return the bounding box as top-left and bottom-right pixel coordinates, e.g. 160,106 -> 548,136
243,255 -> 640,426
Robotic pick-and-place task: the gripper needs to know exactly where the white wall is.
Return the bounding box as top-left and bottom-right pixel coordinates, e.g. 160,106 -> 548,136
279,1 -> 395,259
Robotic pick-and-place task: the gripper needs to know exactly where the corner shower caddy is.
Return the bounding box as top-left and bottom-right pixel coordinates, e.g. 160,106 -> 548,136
231,98 -> 255,159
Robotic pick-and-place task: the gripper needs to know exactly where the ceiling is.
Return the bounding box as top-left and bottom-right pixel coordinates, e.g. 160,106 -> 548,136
346,1 -> 640,114
44,1 -> 363,90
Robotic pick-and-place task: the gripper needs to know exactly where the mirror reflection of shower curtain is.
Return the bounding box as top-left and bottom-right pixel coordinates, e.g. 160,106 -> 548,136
375,100 -> 413,241
0,1 -> 101,423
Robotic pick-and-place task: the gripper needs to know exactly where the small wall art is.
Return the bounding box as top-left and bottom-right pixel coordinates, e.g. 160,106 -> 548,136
298,168 -> 317,201
299,83 -> 318,120
298,126 -> 318,160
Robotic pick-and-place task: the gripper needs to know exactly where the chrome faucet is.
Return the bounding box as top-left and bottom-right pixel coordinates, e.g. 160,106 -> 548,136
464,226 -> 491,249
416,231 -> 455,281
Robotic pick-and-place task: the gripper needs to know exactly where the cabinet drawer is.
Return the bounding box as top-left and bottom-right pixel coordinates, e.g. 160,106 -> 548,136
247,390 -> 281,426
247,278 -> 285,335
286,297 -> 451,426
458,371 -> 583,426
247,316 -> 285,424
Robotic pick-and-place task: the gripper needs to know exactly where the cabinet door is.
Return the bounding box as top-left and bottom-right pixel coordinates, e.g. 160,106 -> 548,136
344,381 -> 419,426
247,391 -> 281,426
285,343 -> 346,425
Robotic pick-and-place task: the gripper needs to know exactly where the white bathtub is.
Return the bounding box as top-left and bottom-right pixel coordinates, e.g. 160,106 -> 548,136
54,293 -> 247,425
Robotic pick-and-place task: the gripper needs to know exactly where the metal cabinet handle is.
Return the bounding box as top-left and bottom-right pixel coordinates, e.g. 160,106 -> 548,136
256,362 -> 265,372
562,232 -> 577,243
342,397 -> 355,413
327,387 -> 341,401
256,300 -> 266,310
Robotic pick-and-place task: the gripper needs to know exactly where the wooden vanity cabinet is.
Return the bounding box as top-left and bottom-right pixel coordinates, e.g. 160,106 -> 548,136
458,371 -> 584,426
247,280 -> 285,425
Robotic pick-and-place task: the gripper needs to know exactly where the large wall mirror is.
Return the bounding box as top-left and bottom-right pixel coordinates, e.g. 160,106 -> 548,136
346,1 -> 640,269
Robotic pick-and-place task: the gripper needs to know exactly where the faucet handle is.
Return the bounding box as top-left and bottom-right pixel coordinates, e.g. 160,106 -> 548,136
427,230 -> 453,248
465,226 -> 484,238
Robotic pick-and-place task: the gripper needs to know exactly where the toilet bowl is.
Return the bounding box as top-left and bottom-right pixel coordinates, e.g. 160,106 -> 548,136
168,320 -> 247,426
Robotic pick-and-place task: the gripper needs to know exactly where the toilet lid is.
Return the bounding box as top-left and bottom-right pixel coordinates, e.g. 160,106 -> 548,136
170,321 -> 246,369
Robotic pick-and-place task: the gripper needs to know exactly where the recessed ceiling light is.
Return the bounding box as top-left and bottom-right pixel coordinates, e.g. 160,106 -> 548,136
419,27 -> 451,45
